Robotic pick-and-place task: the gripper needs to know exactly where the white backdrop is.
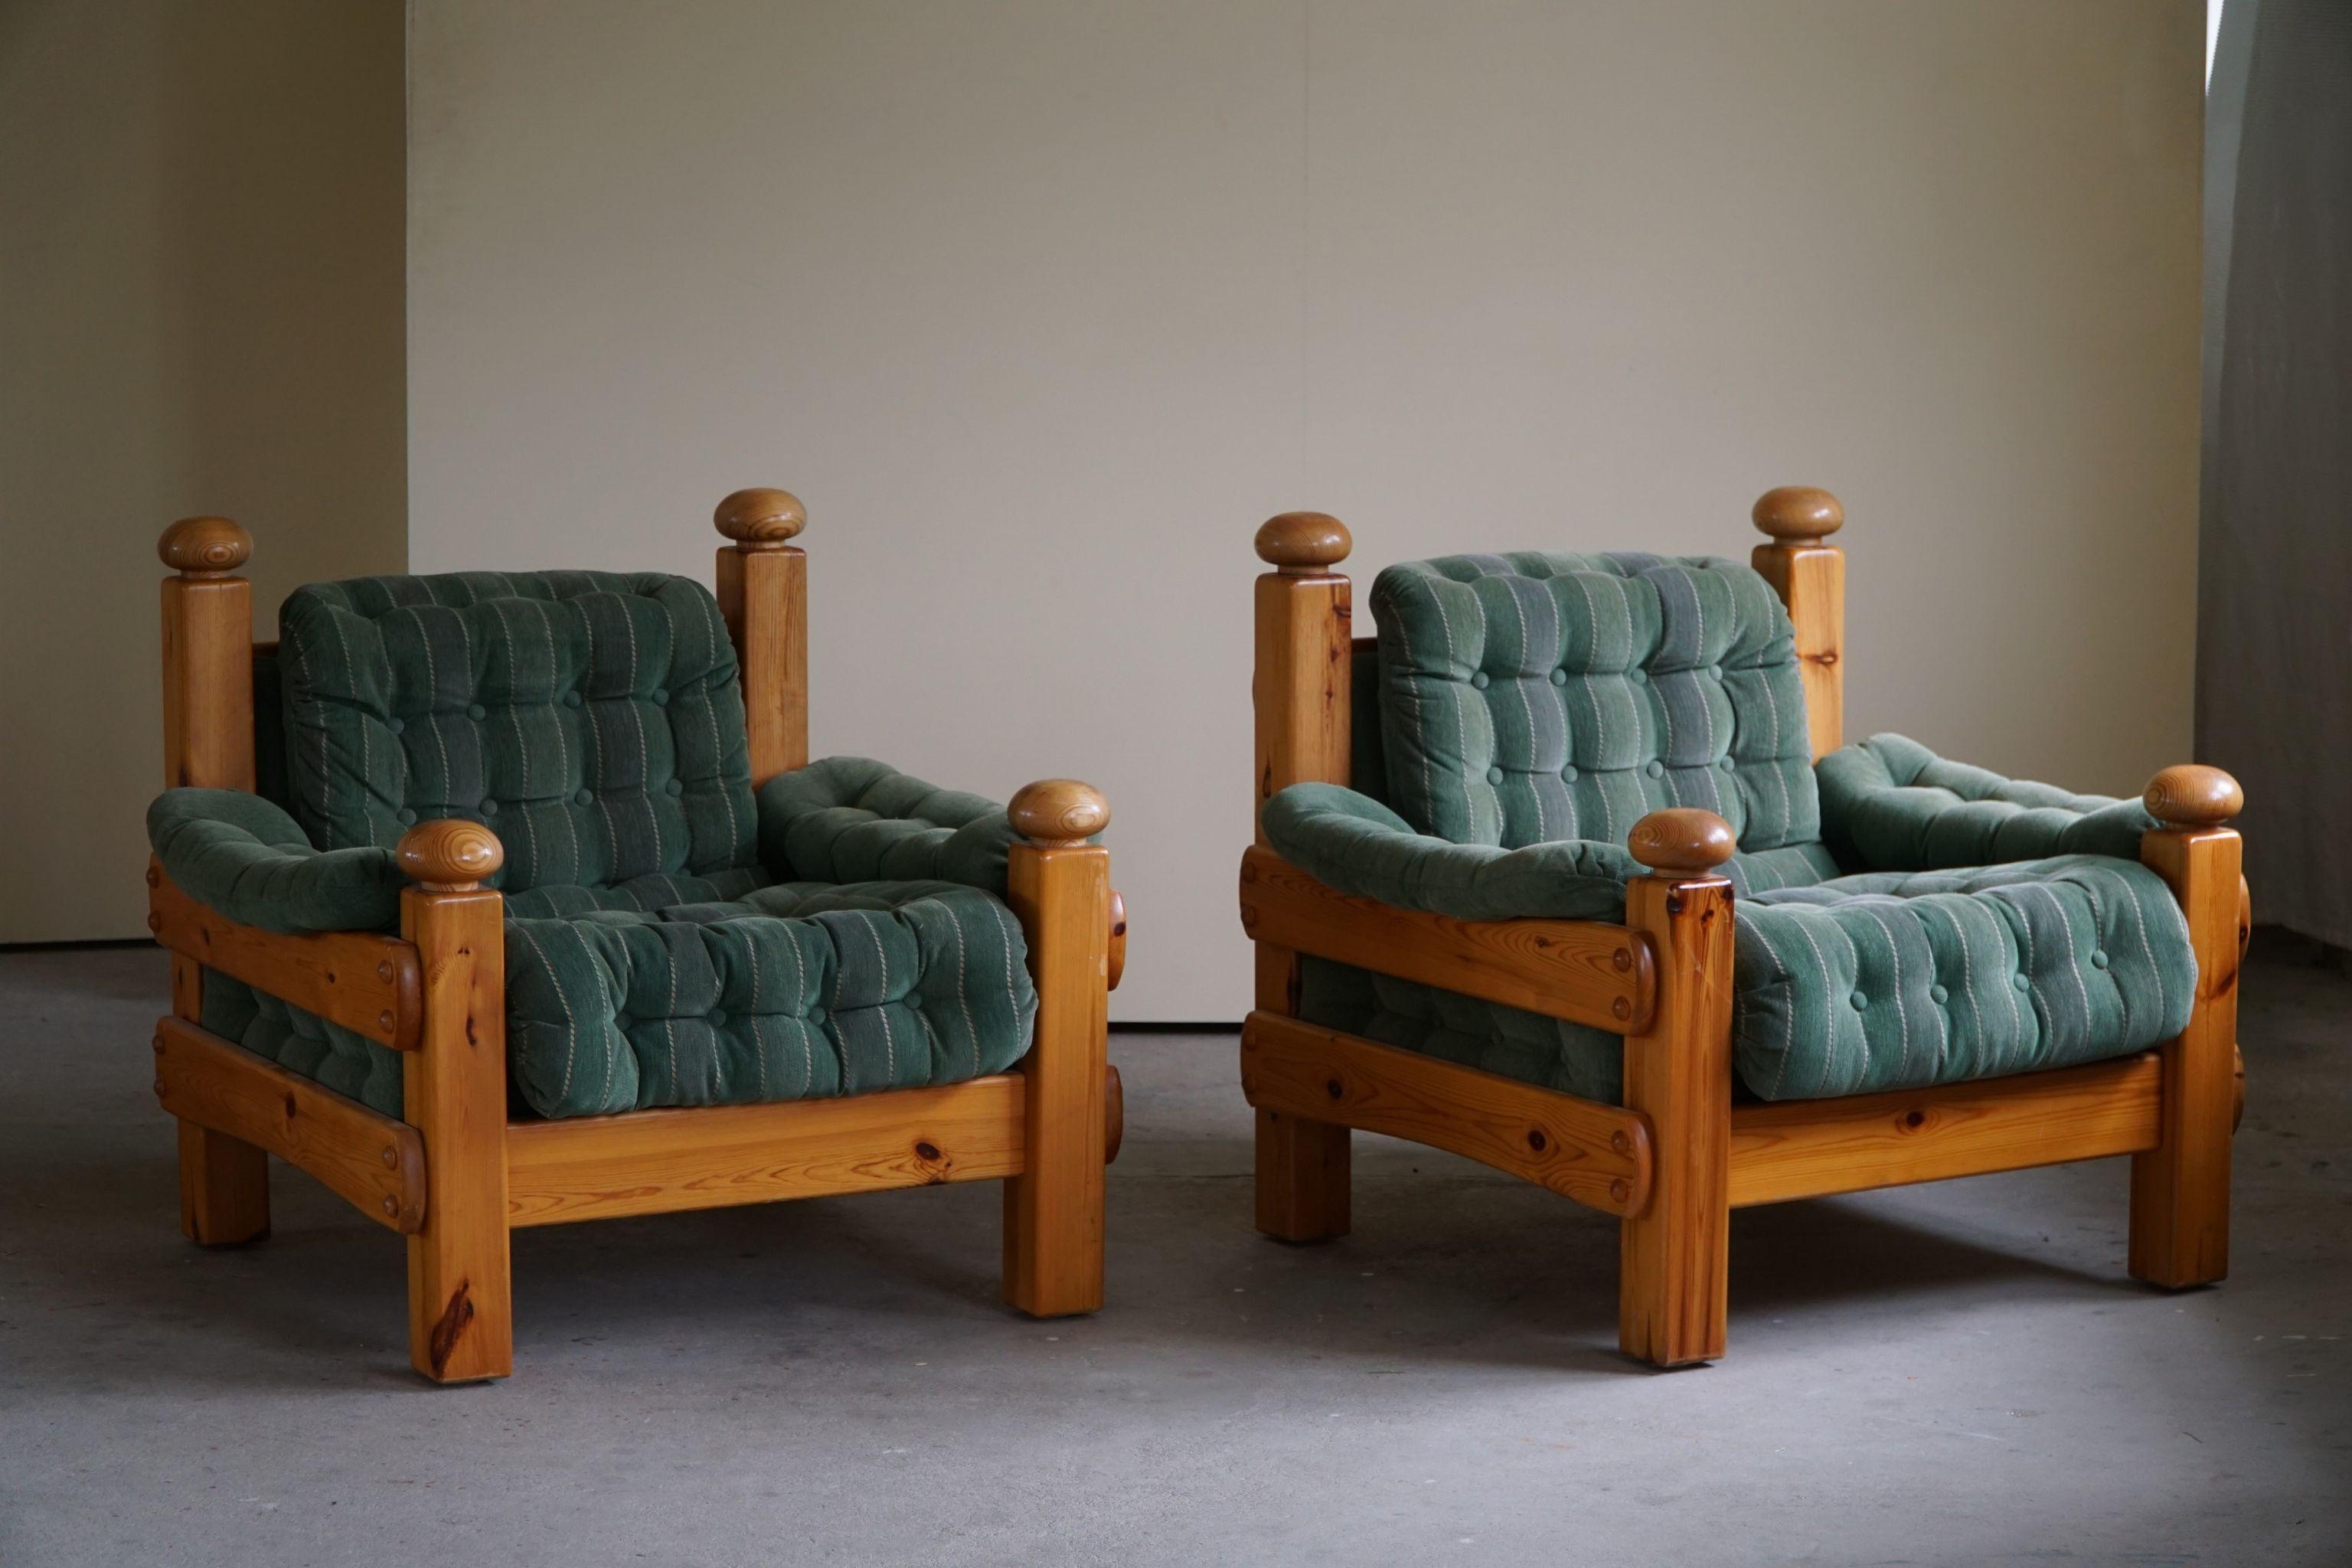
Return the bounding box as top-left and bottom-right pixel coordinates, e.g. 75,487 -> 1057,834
408,0 -> 2204,1021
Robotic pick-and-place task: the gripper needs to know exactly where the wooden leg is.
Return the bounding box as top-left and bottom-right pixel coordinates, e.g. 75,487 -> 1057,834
1002,835 -> 1111,1318
1255,1106 -> 1351,1243
176,1119 -> 270,1246
1619,874 -> 1736,1367
2130,828 -> 2241,1288
401,883 -> 513,1383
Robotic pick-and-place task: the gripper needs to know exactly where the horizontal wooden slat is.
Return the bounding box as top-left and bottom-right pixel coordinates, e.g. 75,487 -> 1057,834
505,1073 -> 1030,1227
153,1016 -> 426,1233
148,863 -> 420,1050
1240,1011 -> 1653,1217
1237,846 -> 1651,1033
1728,1051 -> 2164,1208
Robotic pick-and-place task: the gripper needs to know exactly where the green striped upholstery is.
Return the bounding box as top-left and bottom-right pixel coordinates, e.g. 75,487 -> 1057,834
1370,553 -> 1816,852
1273,549 -> 2199,1104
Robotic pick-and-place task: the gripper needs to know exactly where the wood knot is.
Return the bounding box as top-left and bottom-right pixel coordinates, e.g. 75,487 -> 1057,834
1526,1128 -> 1548,1153
1325,1078 -> 1344,1100
914,1140 -> 942,1162
1902,1109 -> 1926,1130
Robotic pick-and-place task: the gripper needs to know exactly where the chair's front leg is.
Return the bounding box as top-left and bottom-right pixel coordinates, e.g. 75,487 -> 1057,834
2131,768 -> 2245,1289
1002,782 -> 1112,1318
397,823 -> 513,1383
1619,812 -> 1738,1368
165,954 -> 273,1245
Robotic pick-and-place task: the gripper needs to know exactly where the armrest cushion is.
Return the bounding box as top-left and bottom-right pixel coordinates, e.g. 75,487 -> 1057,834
756,756 -> 1018,895
147,788 -> 403,934
1816,733 -> 2155,871
1261,783 -> 1636,922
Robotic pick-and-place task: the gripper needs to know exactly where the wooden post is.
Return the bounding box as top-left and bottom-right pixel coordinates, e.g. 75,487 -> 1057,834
1250,512 -> 1356,1242
1749,487 -> 1844,761
713,487 -> 808,789
1001,780 -> 1113,1317
1619,808 -> 1738,1367
396,819 -> 513,1382
2130,766 -> 2245,1289
157,518 -> 270,1243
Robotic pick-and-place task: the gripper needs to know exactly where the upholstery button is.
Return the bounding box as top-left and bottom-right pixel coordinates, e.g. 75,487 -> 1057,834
652,688 -> 671,706
1470,671 -> 1490,690
564,691 -> 583,709
1629,668 -> 1649,684
572,789 -> 593,807
665,779 -> 685,797
386,717 -> 405,737
2092,950 -> 2111,969
1645,760 -> 1665,779
1708,663 -> 1723,681
1550,669 -> 1568,687
2013,974 -> 2032,991
466,703 -> 487,720
396,808 -> 416,826
480,799 -> 498,816
707,1009 -> 727,1027
1720,756 -> 1738,772
1929,983 -> 1949,1004
1849,991 -> 1867,1011
1485,766 -> 1504,786
1561,765 -> 1579,783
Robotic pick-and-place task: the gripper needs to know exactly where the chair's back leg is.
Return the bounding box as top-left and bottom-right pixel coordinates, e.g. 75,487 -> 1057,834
1249,514 -> 1356,1243
2130,769 -> 2246,1289
1749,487 -> 1846,762
1001,783 -> 1113,1318
713,488 -> 808,789
157,519 -> 270,1244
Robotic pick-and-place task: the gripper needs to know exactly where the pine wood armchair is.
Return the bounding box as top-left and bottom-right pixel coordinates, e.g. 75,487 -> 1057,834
1238,488 -> 2245,1367
148,492 -> 1123,1383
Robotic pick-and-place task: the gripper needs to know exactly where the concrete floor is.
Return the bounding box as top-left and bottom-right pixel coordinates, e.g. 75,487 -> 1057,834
2,944 -> 2347,1567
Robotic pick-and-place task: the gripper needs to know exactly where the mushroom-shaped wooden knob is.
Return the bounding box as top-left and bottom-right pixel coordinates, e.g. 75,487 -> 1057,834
1627,808 -> 1737,877
1009,779 -> 1110,848
2143,764 -> 2243,830
1751,486 -> 1844,545
1254,512 -> 1351,574
714,488 -> 806,550
396,818 -> 505,892
158,517 -> 253,577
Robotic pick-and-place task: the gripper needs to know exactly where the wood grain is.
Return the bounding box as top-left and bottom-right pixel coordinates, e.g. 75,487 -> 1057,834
149,864 -> 421,1051
1253,570 -> 1352,841
401,885 -> 512,1383
506,1075 -> 1027,1225
1240,1012 -> 1651,1217
155,1016 -> 426,1233
1619,874 -> 1736,1367
1749,541 -> 1843,760
2130,828 -> 2243,1287
1729,1051 -> 2163,1207
714,544 -> 808,789
1238,846 -> 1653,1034
1001,840 -> 1112,1317
159,577 -> 255,792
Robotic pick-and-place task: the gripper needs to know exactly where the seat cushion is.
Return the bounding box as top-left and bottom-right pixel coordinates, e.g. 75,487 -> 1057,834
1296,854 -> 2194,1104
277,570 -> 756,896
204,879 -> 1036,1120
1371,552 -> 1818,854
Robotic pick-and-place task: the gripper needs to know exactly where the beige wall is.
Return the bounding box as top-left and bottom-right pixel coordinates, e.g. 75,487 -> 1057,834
407,0 -> 2204,1021
0,0 -> 407,941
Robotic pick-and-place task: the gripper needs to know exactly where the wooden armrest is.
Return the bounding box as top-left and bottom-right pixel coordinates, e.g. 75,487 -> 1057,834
147,860 -> 423,1051
1237,845 -> 1655,1034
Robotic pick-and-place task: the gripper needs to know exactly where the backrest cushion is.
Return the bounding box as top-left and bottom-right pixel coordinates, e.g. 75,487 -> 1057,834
1371,552 -> 1818,853
279,570 -> 756,894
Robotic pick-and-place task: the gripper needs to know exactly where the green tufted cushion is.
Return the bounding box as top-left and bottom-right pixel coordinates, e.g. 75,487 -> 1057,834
1372,552 -> 1817,854
149,788 -> 403,934
1819,733 -> 2157,870
278,571 -> 756,897
759,756 -> 1021,895
1736,858 -> 2194,1099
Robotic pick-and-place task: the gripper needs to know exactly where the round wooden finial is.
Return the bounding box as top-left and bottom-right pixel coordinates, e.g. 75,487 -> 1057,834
1254,512 -> 1351,574
1627,808 -> 1737,876
1009,779 -> 1110,847
2143,765 -> 2243,829
158,517 -> 253,577
396,818 -> 505,891
714,488 -> 806,550
1751,486 -> 1844,544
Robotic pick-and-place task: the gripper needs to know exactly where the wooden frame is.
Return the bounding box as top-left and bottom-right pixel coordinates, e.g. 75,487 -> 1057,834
1241,488 -> 2246,1367
149,495 -> 1122,1381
